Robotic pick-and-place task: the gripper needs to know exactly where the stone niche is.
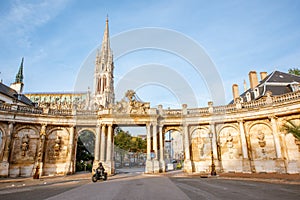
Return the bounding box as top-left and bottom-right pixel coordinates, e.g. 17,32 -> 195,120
249,123 -> 277,173
43,128 -> 69,176
219,126 -> 243,172
9,127 -> 39,177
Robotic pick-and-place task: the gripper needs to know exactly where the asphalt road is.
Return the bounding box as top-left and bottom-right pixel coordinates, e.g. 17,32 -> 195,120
0,172 -> 299,200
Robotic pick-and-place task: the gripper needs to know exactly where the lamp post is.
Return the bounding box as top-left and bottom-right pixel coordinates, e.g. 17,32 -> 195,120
209,131 -> 217,176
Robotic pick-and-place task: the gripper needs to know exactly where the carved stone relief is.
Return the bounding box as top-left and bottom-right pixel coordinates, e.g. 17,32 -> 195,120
45,129 -> 69,163
219,126 -> 241,160
191,128 -> 210,161
249,123 -> 275,160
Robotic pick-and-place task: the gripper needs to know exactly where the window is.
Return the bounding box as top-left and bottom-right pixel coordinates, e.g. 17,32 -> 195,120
246,92 -> 251,102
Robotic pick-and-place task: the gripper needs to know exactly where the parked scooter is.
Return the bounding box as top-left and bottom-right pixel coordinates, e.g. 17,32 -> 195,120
92,168 -> 107,182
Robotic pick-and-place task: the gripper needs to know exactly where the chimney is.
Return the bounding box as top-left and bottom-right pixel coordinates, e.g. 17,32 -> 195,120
249,71 -> 258,89
232,84 -> 239,102
260,72 -> 267,81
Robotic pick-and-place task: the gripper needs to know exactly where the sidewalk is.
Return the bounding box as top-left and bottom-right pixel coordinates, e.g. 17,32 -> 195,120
0,172 -> 91,189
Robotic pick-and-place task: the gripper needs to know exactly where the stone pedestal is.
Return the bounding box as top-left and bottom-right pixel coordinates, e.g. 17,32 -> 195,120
159,160 -> 166,172
184,160 -> 193,173
145,159 -> 160,173
0,162 -> 9,177
242,159 -> 252,173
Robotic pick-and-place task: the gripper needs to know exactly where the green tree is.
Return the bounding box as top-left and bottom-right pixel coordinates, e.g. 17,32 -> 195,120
282,120 -> 300,140
114,128 -> 147,153
76,131 -> 95,171
288,68 -> 300,76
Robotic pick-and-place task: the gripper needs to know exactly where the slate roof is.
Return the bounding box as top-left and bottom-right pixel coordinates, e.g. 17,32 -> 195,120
229,71 -> 300,104
0,82 -> 34,106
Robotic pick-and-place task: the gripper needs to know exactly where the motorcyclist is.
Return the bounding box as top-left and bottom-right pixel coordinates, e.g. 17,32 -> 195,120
97,162 -> 105,175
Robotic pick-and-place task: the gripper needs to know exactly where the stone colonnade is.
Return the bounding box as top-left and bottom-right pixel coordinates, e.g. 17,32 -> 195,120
93,124 -> 114,175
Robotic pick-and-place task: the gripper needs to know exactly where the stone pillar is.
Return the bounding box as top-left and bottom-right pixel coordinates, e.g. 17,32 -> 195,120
106,124 -> 113,162
94,125 -> 101,162
152,123 -> 160,173
183,123 -> 192,173
270,116 -> 282,158
146,123 -> 151,161
210,123 -> 220,171
238,120 -> 251,172
100,125 -> 106,162
36,124 -> 47,178
3,122 -> 13,162
159,125 -> 165,172
66,126 -> 75,174
270,116 -> 285,173
0,122 -> 13,177
145,123 -> 153,173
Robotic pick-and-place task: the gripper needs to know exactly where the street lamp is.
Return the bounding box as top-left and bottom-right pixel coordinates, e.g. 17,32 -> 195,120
209,131 -> 217,176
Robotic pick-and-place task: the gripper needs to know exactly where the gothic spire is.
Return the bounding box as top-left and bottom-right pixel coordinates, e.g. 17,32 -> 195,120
15,57 -> 24,83
100,16 -> 111,60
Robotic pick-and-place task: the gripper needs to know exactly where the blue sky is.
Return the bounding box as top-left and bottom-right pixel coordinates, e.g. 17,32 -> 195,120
1,0 -> 300,108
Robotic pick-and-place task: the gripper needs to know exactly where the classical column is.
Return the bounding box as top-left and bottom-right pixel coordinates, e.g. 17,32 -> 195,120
209,123 -> 218,159
270,116 -> 282,159
66,126 -> 75,174
159,125 -> 164,162
153,123 -> 158,160
94,125 -> 101,162
183,124 -> 191,160
146,123 -> 151,161
35,124 -> 47,178
3,122 -> 13,162
106,124 -> 113,162
159,125 -> 165,172
238,120 -> 249,159
100,124 -> 106,162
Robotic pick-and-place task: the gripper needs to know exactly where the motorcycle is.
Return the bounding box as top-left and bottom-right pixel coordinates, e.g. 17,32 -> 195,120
92,168 -> 107,182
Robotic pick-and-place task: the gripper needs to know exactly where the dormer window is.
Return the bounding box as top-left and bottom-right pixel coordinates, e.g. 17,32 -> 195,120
289,82 -> 300,92
254,88 -> 259,99
246,92 -> 251,102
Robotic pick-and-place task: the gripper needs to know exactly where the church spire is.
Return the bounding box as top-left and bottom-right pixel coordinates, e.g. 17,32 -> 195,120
15,57 -> 24,83
93,17 -> 115,109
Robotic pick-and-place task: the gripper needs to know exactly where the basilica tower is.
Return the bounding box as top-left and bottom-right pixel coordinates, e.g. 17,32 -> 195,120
93,17 -> 115,108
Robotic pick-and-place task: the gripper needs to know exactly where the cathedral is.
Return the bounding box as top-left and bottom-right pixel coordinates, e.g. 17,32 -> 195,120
0,18 -> 300,178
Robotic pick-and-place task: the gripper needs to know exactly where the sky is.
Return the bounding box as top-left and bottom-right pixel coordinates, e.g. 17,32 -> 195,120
1,0 -> 300,109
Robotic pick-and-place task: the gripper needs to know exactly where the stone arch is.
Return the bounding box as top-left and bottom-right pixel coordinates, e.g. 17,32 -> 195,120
163,127 -> 184,162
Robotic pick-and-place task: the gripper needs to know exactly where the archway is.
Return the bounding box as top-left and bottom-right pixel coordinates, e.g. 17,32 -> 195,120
164,129 -> 184,171
76,130 -> 95,172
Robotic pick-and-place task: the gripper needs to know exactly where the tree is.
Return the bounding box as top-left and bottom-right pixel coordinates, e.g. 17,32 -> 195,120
288,68 -> 300,76
282,120 -> 300,140
76,131 -> 95,171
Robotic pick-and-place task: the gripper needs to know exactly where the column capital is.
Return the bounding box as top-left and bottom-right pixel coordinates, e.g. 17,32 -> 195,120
268,115 -> 278,120
237,119 -> 244,123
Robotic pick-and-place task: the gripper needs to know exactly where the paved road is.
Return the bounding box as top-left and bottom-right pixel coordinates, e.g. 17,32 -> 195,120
0,170 -> 299,200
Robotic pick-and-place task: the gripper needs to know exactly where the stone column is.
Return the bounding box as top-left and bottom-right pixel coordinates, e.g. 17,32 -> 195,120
238,120 -> 251,172
145,123 -> 152,173
94,125 -> 101,162
146,123 -> 151,161
270,116 -> 285,173
270,116 -> 282,158
153,123 -> 158,160
238,120 -> 248,159
36,124 -> 47,178
1,122 -> 13,177
106,124 -> 113,162
210,123 -> 221,172
183,123 -> 192,172
3,122 -> 13,162
100,125 -> 106,162
66,126 -> 75,174
159,125 -> 165,172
